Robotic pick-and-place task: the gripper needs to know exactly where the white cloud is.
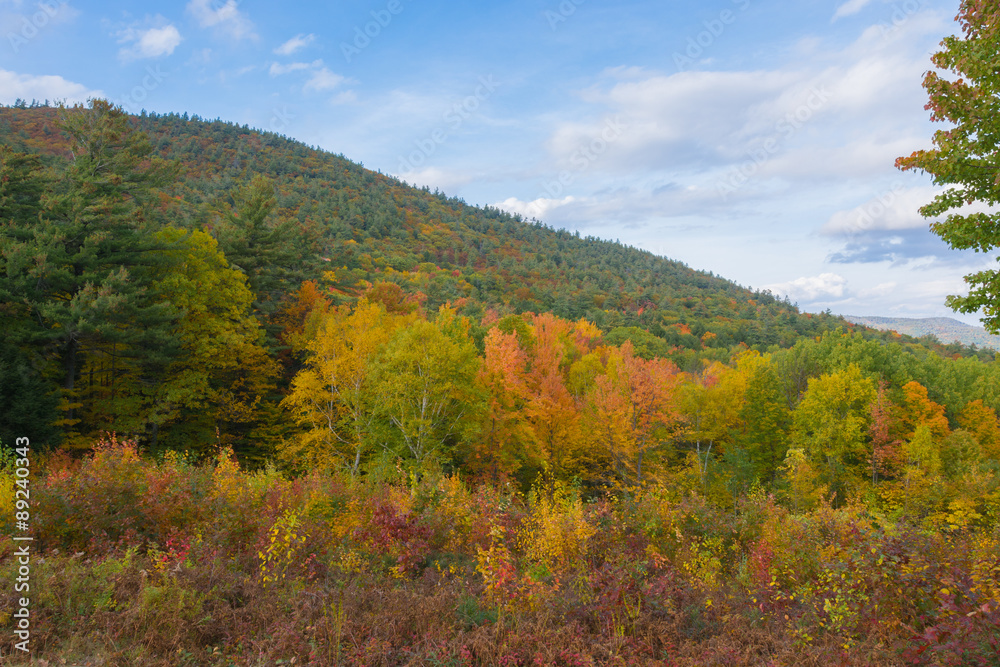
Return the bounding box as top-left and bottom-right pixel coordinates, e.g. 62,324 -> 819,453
823,185 -> 1000,241
833,0 -> 872,21
274,33 -> 314,55
550,69 -> 798,172
820,56 -> 928,118
269,60 -> 315,76
395,166 -> 476,190
764,273 -> 848,301
857,282 -> 897,298
304,67 -> 346,92
0,68 -> 100,105
266,59 -> 352,101
910,277 -> 977,301
822,186 -> 938,235
117,22 -> 182,61
186,0 -> 255,40
495,196 -> 577,220
539,10 -> 942,191
330,90 -> 357,105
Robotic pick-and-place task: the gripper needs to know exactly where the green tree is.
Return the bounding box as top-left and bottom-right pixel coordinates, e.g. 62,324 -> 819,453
791,364 -> 876,503
896,0 -> 1000,331
72,227 -> 272,449
0,337 -> 61,448
214,174 -> 315,332
678,361 -> 743,484
0,147 -> 61,446
0,100 -> 180,438
373,310 -> 482,469
144,227 -> 272,449
603,326 -> 670,360
0,147 -> 45,225
733,356 -> 791,486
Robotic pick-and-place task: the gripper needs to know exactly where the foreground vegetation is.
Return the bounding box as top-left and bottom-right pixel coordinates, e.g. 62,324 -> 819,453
1,438 -> 998,666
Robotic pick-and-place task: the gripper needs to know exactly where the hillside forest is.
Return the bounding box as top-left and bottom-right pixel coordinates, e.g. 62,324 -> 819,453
0,101 -> 998,665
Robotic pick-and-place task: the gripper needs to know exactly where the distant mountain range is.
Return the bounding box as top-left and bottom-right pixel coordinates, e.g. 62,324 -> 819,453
843,315 -> 1000,351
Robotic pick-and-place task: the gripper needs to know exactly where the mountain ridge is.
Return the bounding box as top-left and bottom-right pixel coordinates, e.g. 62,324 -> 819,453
1,102 -> 991,366
842,315 -> 1000,351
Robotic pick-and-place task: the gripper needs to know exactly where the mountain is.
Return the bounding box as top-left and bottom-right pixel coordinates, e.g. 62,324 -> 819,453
3,101 -> 997,458
3,103 -> 993,369
0,103 -> 859,362
842,315 -> 1000,351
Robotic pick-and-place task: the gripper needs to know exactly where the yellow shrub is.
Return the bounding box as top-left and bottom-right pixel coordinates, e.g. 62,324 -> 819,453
0,471 -> 13,522
971,531 -> 1000,604
680,536 -> 724,589
211,447 -> 246,506
258,510 -> 307,585
336,548 -> 365,575
926,496 -> 984,532
430,474 -> 476,551
518,481 -> 594,579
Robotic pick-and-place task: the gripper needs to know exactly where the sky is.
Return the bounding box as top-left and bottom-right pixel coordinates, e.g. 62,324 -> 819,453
0,0 -> 993,326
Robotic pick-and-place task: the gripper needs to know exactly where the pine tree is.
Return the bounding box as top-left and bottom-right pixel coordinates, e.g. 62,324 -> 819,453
0,100 -> 180,437
214,174 -> 319,341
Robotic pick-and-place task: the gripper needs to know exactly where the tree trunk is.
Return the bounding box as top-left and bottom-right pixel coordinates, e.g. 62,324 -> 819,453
63,337 -> 77,391
63,337 -> 78,423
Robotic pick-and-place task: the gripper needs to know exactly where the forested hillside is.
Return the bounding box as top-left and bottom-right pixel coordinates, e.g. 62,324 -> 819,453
3,101 -> 983,364
1,100 -> 837,350
3,100 -> 1000,665
1,101 -> 998,477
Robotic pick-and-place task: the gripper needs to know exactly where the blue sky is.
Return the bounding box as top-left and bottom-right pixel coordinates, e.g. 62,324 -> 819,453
1,0 -> 993,325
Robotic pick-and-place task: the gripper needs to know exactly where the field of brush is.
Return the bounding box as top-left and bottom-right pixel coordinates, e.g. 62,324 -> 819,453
1,438 -> 998,666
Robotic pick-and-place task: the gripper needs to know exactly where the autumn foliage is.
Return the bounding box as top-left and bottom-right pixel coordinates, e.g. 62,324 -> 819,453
3,88 -> 1000,665
2,437 -> 999,665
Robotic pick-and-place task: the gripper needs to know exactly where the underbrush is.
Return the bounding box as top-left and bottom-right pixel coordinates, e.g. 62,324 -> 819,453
1,437 -> 998,665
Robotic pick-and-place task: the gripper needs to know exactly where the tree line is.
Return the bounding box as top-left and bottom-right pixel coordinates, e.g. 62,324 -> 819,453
1,100 -> 998,526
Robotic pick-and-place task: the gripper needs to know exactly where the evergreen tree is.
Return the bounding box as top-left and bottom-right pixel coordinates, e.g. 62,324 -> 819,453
215,174 -> 318,340
0,337 -> 61,448
0,100 -> 180,436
